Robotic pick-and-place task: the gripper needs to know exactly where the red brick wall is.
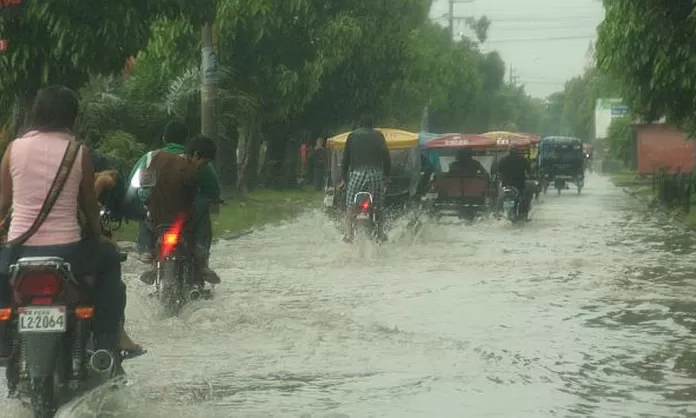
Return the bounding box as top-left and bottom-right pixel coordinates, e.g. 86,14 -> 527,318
636,124 -> 695,174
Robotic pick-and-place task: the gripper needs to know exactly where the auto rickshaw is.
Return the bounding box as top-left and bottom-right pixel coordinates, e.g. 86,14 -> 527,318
421,134 -> 497,220
323,128 -> 421,227
538,136 -> 585,194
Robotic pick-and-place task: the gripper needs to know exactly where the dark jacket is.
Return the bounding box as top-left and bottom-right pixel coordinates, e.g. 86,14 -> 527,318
496,152 -> 529,188
341,128 -> 391,180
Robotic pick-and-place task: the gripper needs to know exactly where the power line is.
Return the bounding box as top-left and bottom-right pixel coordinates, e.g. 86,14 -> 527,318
431,15 -> 601,24
486,34 -> 595,43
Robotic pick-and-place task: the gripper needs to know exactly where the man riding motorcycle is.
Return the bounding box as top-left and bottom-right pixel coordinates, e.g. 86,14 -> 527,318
339,115 -> 391,243
126,121 -> 221,283
495,143 -> 531,217
138,135 -> 220,285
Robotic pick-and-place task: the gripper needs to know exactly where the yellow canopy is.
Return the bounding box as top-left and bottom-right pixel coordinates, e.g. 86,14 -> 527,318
328,128 -> 418,150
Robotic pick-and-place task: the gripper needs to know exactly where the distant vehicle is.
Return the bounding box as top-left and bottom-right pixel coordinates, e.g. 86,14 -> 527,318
539,136 -> 585,195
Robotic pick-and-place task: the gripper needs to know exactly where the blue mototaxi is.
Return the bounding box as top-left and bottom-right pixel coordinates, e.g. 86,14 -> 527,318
538,136 -> 585,195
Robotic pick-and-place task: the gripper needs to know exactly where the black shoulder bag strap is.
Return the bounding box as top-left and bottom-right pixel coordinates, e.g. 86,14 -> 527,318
7,139 -> 81,247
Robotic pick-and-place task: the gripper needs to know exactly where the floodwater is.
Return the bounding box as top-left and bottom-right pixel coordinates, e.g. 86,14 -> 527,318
5,174 -> 696,417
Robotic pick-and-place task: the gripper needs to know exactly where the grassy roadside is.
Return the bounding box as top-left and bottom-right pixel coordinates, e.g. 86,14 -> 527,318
609,170 -> 654,199
114,188 -> 322,242
609,170 -> 696,227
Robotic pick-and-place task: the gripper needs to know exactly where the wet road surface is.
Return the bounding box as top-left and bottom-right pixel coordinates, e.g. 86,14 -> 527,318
5,174 -> 696,417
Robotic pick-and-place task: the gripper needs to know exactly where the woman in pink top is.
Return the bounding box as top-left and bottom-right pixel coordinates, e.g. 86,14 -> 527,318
0,85 -> 141,355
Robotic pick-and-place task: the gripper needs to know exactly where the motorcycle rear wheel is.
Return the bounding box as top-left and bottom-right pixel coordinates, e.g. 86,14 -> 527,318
160,260 -> 181,317
30,376 -> 57,418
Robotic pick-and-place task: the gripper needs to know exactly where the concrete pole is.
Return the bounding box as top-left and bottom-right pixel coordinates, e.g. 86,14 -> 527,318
448,0 -> 454,39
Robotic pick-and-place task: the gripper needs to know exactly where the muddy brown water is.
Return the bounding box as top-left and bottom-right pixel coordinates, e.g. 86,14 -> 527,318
4,174 -> 696,417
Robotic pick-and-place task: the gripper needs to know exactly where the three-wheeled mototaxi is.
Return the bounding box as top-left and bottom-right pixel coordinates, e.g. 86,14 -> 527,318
538,136 -> 585,194
420,134 -> 497,220
323,128 -> 421,231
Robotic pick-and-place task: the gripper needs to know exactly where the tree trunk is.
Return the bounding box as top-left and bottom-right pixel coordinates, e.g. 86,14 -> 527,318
236,114 -> 261,192
218,130 -> 238,186
246,131 -> 262,191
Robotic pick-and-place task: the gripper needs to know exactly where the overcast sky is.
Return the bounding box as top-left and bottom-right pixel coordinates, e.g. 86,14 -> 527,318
429,0 -> 605,98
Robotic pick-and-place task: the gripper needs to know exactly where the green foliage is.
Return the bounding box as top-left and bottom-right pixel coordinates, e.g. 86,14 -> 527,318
1,0 -> 559,190
0,1 -> 211,101
98,130 -> 145,165
596,0 -> 696,134
540,68 -> 618,139
604,116 -> 632,164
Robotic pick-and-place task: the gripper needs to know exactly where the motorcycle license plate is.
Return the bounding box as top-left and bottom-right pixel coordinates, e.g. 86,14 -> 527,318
323,195 -> 333,207
356,213 -> 369,220
503,201 -> 515,211
18,306 -> 67,333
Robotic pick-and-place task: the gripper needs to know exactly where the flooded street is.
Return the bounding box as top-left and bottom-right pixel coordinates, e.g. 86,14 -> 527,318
6,173 -> 696,417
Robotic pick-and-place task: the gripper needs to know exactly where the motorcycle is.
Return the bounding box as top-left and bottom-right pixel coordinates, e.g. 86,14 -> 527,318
352,192 -> 382,242
150,201 -> 223,317
0,209 -> 127,418
501,186 -> 527,223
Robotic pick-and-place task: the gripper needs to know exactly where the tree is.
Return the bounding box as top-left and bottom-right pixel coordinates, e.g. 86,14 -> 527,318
604,116 -> 632,164
465,16 -> 491,44
23,1 -> 564,192
539,67 -> 618,140
596,0 -> 696,134
0,0 -> 212,132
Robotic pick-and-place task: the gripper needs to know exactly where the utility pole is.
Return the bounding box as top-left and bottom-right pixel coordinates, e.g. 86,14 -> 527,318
448,0 -> 475,39
201,2 -> 218,152
508,63 -> 518,85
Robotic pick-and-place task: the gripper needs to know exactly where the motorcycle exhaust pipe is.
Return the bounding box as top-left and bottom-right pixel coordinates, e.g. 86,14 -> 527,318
189,289 -> 201,301
89,349 -> 115,374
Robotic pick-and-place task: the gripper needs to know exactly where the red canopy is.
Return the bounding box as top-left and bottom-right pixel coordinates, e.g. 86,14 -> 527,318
492,136 -> 532,149
424,134 -> 497,150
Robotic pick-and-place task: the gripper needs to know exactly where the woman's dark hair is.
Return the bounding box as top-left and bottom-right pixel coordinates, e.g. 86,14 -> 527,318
163,120 -> 189,145
28,85 -> 80,132
185,134 -> 217,160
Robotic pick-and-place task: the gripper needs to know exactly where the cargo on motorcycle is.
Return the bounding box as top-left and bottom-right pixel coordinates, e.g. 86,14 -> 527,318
420,134 -> 496,221
323,128 -> 421,238
127,140 -> 219,317
538,136 -> 585,195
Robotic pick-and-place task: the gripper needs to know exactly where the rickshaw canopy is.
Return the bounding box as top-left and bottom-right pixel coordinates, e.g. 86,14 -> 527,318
516,133 -> 541,143
424,134 -> 497,150
480,131 -> 533,149
540,136 -> 583,146
328,128 -> 418,150
418,131 -> 443,147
